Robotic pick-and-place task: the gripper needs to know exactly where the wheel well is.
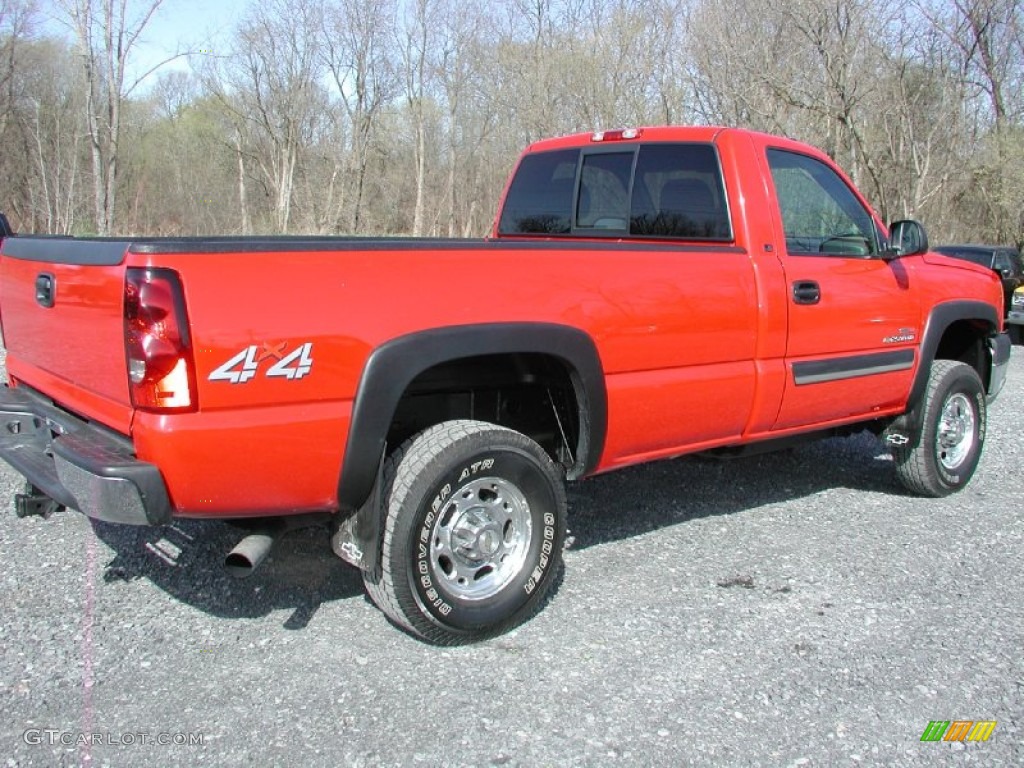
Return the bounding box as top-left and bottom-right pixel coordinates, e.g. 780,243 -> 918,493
933,319 -> 991,389
387,353 -> 581,472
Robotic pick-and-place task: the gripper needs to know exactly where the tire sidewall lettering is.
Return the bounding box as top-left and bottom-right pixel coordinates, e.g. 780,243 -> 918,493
526,512 -> 557,595
416,477 -> 455,618
409,447 -> 558,629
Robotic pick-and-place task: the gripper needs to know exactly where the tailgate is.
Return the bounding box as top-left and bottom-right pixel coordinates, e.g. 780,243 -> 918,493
0,238 -> 133,433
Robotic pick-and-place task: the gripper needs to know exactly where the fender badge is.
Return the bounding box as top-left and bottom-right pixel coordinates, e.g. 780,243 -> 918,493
883,328 -> 917,344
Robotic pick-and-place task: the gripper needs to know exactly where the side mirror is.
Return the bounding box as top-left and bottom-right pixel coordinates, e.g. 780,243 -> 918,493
883,219 -> 929,260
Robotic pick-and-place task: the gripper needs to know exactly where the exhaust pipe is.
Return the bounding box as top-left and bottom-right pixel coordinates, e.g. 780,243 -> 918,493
224,525 -> 283,578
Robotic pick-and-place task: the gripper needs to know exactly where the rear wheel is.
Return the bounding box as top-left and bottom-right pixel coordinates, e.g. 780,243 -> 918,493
891,360 -> 986,497
363,420 -> 566,644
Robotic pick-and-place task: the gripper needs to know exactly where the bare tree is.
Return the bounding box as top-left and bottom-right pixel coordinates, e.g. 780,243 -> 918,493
58,0 -> 182,234
318,0 -> 397,233
918,0 -> 1024,126
207,0 -> 327,233
21,39 -> 86,233
915,0 -> 1024,242
0,0 -> 1018,244
688,0 -> 803,132
0,0 -> 35,133
490,0 -> 577,141
648,0 -> 697,125
0,1 -> 38,227
432,0 -> 494,236
398,0 -> 435,236
117,73 -> 239,235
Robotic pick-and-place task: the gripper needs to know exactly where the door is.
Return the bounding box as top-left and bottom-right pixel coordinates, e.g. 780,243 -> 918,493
764,148 -> 921,430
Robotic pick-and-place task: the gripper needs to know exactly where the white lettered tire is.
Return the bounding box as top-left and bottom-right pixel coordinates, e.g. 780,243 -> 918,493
363,420 -> 566,644
891,360 -> 986,497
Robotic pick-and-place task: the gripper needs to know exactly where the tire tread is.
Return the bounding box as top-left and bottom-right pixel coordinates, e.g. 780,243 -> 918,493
892,359 -> 985,497
362,420 -> 565,644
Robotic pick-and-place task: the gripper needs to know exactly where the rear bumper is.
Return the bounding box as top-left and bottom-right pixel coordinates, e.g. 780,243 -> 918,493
0,385 -> 171,525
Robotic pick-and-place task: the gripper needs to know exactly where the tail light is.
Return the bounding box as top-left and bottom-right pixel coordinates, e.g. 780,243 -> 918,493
124,268 -> 197,412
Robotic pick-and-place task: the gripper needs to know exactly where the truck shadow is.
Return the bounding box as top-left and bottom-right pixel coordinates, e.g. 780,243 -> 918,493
89,431 -> 898,626
564,431 -> 898,550
90,517 -> 366,628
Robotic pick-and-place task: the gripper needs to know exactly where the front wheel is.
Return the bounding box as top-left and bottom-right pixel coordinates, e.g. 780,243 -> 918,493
891,360 -> 987,497
363,420 -> 566,644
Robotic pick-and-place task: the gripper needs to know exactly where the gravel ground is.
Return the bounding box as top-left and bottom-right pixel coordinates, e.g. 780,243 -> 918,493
0,350 -> 1021,768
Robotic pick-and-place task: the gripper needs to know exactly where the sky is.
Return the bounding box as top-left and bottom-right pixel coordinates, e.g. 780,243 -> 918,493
37,0 -> 253,89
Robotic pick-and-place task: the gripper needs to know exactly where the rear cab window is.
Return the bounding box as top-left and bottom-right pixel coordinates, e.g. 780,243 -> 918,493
497,143 -> 732,241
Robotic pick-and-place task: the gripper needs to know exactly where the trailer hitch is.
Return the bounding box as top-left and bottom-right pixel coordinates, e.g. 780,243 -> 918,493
14,485 -> 65,518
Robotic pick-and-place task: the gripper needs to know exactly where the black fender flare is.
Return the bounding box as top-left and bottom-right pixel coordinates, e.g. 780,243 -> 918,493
909,300 -> 999,407
336,322 -> 608,513
885,300 -> 999,446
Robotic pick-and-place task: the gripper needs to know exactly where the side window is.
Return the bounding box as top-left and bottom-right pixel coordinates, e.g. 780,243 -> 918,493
767,149 -> 878,257
576,152 -> 632,230
497,149 -> 579,234
630,144 -> 732,240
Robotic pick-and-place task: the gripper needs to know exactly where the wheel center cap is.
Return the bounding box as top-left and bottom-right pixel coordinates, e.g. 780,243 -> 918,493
476,528 -> 501,556
942,418 -> 964,444
452,512 -> 504,560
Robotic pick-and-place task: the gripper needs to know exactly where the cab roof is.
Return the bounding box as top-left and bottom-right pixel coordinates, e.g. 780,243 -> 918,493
523,125 -> 830,164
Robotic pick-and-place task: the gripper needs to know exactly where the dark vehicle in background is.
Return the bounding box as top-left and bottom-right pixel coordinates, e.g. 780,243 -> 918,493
1007,284 -> 1024,344
934,244 -> 1024,342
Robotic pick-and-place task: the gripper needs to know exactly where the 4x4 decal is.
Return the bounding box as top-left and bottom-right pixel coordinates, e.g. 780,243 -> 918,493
209,342 -> 313,384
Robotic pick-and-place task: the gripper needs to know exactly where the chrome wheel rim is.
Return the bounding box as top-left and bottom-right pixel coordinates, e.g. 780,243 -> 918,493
429,476 -> 532,601
937,393 -> 976,471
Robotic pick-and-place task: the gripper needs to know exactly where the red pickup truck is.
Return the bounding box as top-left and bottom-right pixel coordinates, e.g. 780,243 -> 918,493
0,127 -> 1009,643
